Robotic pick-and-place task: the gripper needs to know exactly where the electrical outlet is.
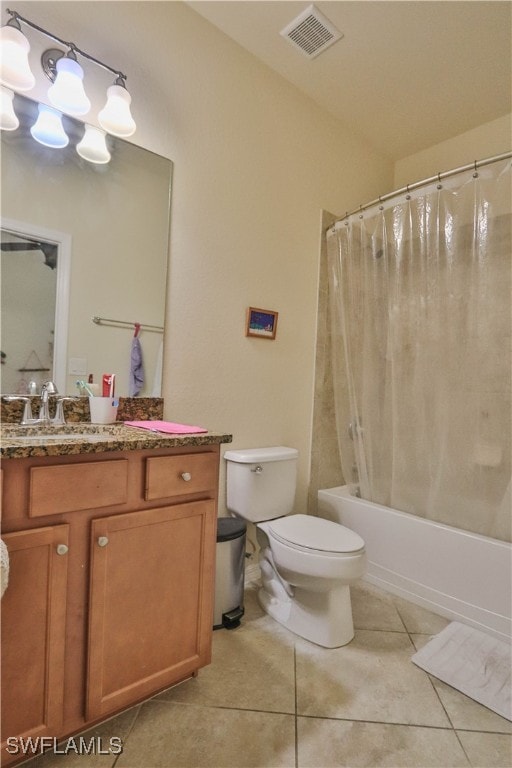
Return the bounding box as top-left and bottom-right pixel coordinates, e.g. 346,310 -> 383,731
68,357 -> 87,376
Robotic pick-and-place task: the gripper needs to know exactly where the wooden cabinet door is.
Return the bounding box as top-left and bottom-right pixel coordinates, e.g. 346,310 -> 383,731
1,525 -> 69,763
86,500 -> 216,720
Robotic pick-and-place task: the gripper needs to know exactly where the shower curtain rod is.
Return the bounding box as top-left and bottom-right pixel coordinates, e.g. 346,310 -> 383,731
330,150 -> 512,229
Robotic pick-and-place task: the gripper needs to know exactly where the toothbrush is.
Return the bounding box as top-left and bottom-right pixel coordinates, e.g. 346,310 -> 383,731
76,379 -> 95,397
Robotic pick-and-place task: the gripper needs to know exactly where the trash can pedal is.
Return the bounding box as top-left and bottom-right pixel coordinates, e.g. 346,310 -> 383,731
222,607 -> 244,629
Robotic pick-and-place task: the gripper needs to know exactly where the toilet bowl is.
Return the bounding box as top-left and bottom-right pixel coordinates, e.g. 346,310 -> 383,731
257,514 -> 365,647
224,447 -> 366,647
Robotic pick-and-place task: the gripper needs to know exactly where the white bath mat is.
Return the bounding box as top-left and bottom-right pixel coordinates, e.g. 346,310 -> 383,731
412,621 -> 512,721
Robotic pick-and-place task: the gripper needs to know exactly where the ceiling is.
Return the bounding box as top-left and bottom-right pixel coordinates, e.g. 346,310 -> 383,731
187,1 -> 511,161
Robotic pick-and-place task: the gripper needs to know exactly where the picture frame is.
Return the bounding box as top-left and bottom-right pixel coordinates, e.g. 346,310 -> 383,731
245,307 -> 279,340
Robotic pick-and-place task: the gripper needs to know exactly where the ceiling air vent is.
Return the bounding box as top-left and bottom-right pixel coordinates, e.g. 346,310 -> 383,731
280,4 -> 343,59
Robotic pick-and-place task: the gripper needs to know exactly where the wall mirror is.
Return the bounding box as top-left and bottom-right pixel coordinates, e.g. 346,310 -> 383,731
1,93 -> 172,397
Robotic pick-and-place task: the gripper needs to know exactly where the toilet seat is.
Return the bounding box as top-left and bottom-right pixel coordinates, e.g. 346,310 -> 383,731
266,514 -> 364,556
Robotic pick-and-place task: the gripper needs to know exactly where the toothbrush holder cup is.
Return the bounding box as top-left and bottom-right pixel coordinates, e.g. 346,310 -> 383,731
88,397 -> 118,424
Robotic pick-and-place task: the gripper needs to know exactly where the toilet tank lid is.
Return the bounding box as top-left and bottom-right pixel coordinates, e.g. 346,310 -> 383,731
224,446 -> 298,463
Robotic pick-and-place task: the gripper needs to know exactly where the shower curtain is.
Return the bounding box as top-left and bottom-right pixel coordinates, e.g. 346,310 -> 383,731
326,157 -> 511,542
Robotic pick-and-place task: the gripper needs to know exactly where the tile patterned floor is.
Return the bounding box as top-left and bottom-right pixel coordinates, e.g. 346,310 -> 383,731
24,579 -> 512,768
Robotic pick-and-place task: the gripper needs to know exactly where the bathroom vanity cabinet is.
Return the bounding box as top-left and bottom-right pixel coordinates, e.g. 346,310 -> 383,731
0,437 -> 228,766
1,524 -> 69,752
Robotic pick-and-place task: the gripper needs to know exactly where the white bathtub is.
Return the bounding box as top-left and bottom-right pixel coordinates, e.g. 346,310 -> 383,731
317,486 -> 511,641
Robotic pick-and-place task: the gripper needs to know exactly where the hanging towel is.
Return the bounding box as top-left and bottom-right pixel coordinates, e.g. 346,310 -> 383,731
129,333 -> 144,396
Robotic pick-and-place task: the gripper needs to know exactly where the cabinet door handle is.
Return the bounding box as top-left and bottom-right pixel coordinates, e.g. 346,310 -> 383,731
97,536 -> 109,547
56,544 -> 69,555
181,472 -> 192,482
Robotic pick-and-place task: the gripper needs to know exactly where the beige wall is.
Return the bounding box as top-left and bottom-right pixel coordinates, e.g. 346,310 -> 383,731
394,114 -> 511,187
13,1 -> 393,515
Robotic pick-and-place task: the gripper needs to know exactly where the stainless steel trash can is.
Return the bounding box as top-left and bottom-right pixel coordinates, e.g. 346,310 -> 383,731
214,517 -> 246,629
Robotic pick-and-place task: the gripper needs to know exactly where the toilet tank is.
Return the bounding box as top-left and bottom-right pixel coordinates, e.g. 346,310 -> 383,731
224,447 -> 298,523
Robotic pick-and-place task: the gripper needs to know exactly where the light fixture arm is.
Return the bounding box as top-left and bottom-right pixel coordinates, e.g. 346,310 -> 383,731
6,8 -> 127,81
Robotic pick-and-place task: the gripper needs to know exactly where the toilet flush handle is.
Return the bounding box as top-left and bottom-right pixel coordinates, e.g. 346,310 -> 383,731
251,465 -> 263,474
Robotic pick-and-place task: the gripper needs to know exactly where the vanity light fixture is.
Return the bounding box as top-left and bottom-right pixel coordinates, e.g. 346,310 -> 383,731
0,13 -> 35,91
76,125 -> 111,164
0,8 -> 136,157
46,49 -> 91,117
30,103 -> 69,148
98,77 -> 136,137
0,86 -> 19,130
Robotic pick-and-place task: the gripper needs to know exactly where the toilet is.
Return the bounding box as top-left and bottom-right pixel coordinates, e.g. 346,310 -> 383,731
224,446 -> 366,647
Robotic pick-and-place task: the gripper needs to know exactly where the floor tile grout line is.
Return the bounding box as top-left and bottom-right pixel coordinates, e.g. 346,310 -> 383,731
412,636 -> 468,743
147,698 -> 297,718
392,602 -> 415,635
146,696 -> 512,736
353,625 -> 412,634
150,680 -> 512,733
434,684 -> 478,768
392,610 -> 467,745
148,697 -> 512,736
454,726 -> 512,735
424,670 -> 457,730
112,703 -> 143,767
295,712 -> 465,730
453,733 -> 474,767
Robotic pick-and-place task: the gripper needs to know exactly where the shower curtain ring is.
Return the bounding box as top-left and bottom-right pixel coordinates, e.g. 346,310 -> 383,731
473,160 -> 479,178
405,184 -> 411,200
379,195 -> 384,211
437,172 -> 443,190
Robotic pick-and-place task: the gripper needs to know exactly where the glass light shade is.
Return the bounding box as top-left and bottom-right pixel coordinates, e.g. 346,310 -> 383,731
98,84 -> 136,137
76,125 -> 111,164
47,56 -> 91,116
0,86 -> 19,130
30,104 -> 69,148
0,24 -> 36,91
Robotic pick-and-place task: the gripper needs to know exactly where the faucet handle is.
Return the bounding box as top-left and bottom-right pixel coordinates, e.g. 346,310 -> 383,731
52,396 -> 77,425
2,395 -> 34,425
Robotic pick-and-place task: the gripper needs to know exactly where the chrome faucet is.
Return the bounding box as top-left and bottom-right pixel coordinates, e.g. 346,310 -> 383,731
3,381 -> 75,426
38,382 -> 79,425
38,380 -> 58,423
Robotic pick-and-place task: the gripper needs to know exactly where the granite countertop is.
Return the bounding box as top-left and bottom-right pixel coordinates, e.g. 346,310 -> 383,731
0,423 -> 233,459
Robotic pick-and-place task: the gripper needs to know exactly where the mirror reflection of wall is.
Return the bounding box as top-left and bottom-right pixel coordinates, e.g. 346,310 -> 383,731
1,231 -> 57,394
1,94 -> 173,397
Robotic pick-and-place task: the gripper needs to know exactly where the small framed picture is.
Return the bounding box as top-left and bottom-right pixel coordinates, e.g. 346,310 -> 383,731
245,307 -> 279,339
